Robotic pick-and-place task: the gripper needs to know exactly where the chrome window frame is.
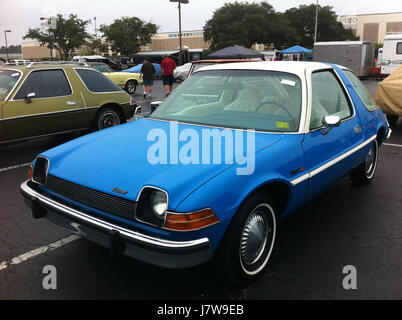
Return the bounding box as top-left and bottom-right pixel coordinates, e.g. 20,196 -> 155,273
10,68 -> 74,101
0,68 -> 23,101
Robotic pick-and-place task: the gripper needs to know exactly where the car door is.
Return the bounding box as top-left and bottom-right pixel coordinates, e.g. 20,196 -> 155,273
302,69 -> 365,198
1,68 -> 85,142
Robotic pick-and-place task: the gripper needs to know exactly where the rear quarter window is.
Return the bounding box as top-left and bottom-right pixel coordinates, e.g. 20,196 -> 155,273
343,70 -> 378,111
75,69 -> 122,93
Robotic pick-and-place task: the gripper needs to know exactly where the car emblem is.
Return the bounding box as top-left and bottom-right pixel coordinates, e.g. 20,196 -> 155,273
113,187 -> 128,195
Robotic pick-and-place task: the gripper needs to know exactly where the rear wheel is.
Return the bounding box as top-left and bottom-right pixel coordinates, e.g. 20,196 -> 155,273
213,193 -> 277,286
387,114 -> 399,126
125,80 -> 137,94
93,107 -> 122,131
349,139 -> 378,185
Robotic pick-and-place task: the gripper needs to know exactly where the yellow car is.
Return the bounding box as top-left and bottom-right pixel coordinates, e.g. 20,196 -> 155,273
87,62 -> 142,95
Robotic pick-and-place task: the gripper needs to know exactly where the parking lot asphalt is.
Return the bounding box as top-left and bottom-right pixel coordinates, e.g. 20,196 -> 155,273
0,80 -> 401,299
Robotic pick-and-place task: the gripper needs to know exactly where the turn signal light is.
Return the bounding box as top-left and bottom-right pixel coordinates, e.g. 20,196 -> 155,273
164,209 -> 219,231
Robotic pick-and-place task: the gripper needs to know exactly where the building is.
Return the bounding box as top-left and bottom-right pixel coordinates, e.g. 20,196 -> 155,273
21,41 -> 59,60
142,30 -> 210,51
340,12 -> 402,43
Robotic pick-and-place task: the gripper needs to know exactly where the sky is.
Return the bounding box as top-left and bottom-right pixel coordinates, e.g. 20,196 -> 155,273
0,0 -> 401,45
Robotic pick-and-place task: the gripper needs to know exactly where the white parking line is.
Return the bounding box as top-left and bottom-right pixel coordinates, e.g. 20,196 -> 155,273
383,143 -> 402,148
0,163 -> 31,174
0,234 -> 80,271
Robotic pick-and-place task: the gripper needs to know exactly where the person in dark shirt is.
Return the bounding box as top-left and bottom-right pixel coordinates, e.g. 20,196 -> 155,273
160,55 -> 177,96
140,57 -> 156,99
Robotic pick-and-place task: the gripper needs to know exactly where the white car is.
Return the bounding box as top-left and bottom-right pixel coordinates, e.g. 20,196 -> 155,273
173,62 -> 192,82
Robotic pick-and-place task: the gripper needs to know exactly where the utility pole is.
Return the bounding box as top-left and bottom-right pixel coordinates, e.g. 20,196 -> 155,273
170,0 -> 189,66
314,0 -> 319,43
4,30 -> 11,61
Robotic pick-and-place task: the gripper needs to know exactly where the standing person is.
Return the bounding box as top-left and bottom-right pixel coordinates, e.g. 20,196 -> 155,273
140,57 -> 156,99
160,55 -> 176,96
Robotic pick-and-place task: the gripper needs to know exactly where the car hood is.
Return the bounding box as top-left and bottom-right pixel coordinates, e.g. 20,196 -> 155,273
41,118 -> 282,209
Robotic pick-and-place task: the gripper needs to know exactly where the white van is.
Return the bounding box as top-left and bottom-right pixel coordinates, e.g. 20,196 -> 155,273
381,33 -> 402,75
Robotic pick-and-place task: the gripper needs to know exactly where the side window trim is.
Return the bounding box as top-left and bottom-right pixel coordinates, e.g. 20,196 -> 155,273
11,68 -> 73,101
396,42 -> 402,55
309,68 -> 355,132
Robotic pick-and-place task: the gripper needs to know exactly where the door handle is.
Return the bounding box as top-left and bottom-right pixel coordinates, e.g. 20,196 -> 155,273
66,100 -> 77,106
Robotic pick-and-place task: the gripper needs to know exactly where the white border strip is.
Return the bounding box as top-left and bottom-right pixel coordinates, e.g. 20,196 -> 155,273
383,143 -> 402,148
0,235 -> 80,271
291,134 -> 377,186
0,163 -> 30,173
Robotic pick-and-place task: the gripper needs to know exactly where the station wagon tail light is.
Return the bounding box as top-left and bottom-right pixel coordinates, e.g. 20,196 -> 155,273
130,98 -> 136,105
164,209 -> 219,231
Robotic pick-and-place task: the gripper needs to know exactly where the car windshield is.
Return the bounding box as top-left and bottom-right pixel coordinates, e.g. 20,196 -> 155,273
91,63 -> 111,73
190,63 -> 215,75
151,69 -> 303,132
0,70 -> 21,100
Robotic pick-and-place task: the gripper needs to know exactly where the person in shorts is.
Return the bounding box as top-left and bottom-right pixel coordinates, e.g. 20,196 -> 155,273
140,57 -> 156,99
160,55 -> 177,96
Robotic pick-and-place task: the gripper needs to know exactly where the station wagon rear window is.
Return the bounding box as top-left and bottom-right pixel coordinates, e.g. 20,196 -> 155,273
0,70 -> 21,100
75,69 -> 122,93
14,69 -> 71,100
151,70 -> 302,132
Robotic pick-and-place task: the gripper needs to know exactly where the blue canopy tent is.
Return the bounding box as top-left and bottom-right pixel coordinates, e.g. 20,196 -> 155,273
280,45 -> 312,61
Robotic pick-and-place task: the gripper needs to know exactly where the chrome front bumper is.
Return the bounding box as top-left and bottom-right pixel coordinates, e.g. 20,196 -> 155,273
386,127 -> 392,140
20,180 -> 212,268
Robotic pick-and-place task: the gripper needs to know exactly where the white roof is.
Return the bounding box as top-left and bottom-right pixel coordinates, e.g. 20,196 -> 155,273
314,41 -> 372,46
384,33 -> 402,40
194,61 -> 329,78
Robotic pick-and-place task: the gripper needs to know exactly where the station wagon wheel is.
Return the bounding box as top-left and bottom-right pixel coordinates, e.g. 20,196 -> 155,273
349,139 -> 379,185
94,107 -> 121,130
125,80 -> 137,94
213,193 -> 277,286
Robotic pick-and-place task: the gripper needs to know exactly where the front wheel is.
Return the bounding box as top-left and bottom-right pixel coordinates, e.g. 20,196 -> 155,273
93,107 -> 122,131
125,80 -> 137,95
349,139 -> 379,185
213,193 -> 277,286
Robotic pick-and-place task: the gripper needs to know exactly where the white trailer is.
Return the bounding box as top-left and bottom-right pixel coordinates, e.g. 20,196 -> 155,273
381,33 -> 402,75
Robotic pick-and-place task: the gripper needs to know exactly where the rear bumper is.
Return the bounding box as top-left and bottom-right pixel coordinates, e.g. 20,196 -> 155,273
20,180 -> 212,269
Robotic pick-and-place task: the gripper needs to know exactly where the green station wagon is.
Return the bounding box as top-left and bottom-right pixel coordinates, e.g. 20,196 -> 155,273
0,63 -> 136,144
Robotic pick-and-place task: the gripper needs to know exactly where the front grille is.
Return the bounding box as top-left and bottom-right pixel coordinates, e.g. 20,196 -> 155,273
46,175 -> 136,220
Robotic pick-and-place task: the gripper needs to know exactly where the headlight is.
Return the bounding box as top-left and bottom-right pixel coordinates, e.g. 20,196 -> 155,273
150,190 -> 168,218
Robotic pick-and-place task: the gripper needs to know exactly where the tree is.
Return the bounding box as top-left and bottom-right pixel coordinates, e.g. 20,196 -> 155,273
284,4 -> 358,48
99,17 -> 158,56
84,37 -> 109,55
0,45 -> 21,54
23,14 -> 90,60
203,1 -> 293,51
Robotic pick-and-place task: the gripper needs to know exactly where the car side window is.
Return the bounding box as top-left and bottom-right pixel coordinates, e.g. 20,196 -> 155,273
75,69 -> 122,93
310,70 -> 352,130
14,69 -> 72,100
343,70 -> 378,111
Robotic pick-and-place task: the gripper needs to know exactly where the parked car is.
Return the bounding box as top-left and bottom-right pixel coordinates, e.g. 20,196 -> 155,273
188,59 -> 257,78
0,63 -> 136,144
21,62 -> 390,285
87,62 -> 142,95
375,65 -> 402,125
72,55 -> 121,71
173,62 -> 192,82
5,59 -> 32,66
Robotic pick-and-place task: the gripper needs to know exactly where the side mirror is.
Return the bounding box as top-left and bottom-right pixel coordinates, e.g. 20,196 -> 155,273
321,115 -> 341,135
25,92 -> 36,103
150,101 -> 163,113
323,115 -> 341,127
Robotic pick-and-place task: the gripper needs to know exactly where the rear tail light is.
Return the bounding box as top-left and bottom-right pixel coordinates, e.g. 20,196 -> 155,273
130,98 -> 136,105
164,209 -> 219,231
28,166 -> 33,180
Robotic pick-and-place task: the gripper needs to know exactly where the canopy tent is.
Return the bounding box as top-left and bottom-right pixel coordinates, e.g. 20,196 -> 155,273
207,45 -> 264,60
280,45 -> 312,54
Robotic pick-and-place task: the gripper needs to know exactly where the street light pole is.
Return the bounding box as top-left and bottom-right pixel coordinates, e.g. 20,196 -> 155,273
314,0 -> 319,43
94,17 -> 97,39
4,30 -> 11,61
170,0 -> 189,66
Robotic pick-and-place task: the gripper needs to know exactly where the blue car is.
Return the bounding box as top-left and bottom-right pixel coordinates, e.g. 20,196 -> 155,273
21,62 -> 391,285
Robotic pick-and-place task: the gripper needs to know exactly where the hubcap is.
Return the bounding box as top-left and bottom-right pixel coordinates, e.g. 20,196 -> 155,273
240,208 -> 270,266
365,142 -> 377,178
99,112 -> 119,129
127,82 -> 135,93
